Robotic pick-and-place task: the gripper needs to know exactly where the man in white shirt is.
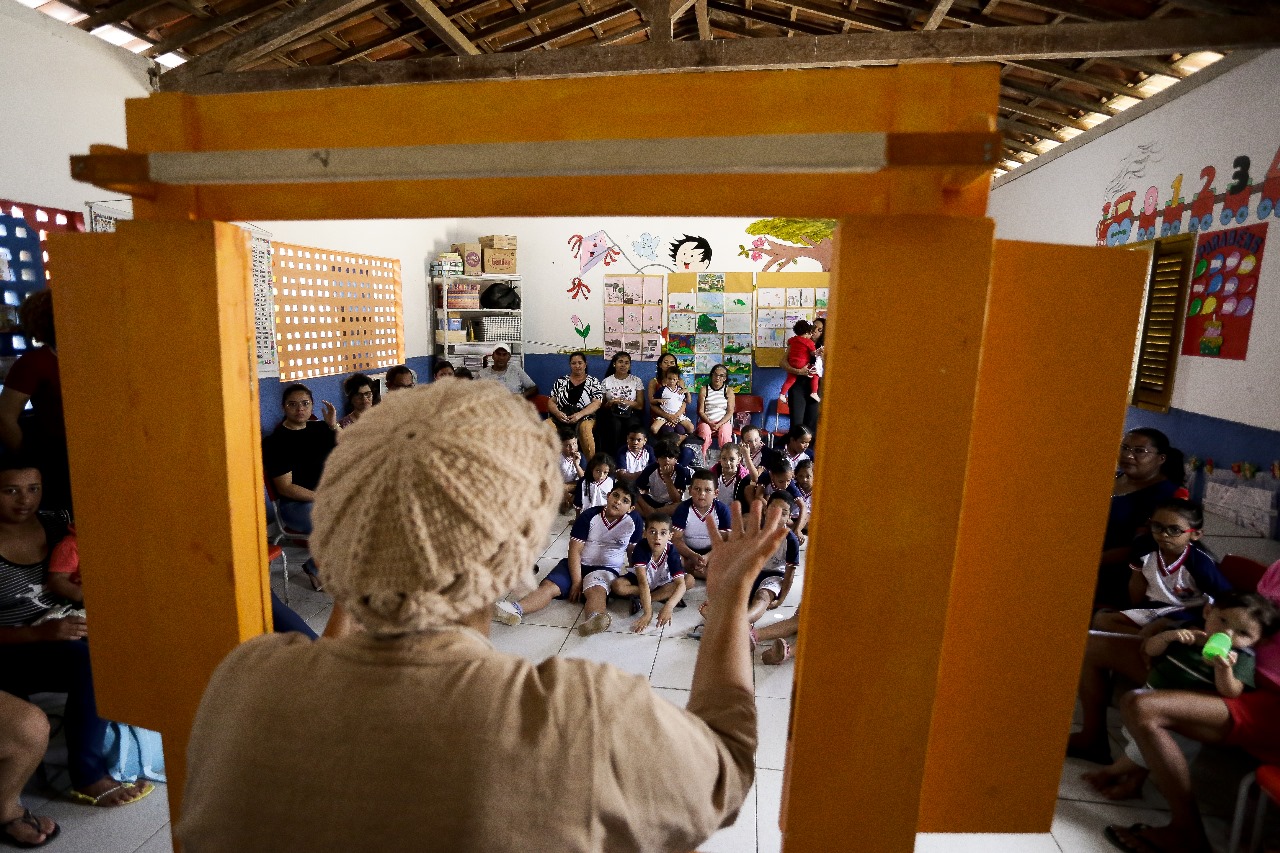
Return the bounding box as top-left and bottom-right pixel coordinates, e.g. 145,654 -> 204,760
480,345 -> 538,398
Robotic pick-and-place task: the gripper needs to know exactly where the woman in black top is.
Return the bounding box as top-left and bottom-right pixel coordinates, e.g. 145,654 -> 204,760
546,352 -> 606,459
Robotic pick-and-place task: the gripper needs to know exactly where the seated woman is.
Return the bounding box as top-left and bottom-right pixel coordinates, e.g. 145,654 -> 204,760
338,373 -> 376,429
177,380 -> 771,852
1097,428 -> 1188,609
594,352 -> 644,457
695,364 -> 736,460
0,459 -> 152,809
546,352 -> 606,459
262,384 -> 338,589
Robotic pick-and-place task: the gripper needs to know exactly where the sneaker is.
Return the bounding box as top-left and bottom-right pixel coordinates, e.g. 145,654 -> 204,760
578,612 -> 611,636
493,600 -> 522,626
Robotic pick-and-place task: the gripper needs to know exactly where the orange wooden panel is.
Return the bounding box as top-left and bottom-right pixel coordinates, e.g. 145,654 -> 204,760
917,240 -> 1152,832
47,221 -> 270,821
782,216 -> 995,852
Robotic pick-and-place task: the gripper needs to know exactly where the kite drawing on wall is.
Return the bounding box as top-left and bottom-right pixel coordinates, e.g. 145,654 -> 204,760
569,231 -> 623,276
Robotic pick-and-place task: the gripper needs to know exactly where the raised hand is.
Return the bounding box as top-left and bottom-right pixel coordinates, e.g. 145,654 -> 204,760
705,499 -> 787,605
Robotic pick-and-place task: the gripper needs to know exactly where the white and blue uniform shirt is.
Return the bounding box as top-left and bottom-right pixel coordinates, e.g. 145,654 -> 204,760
574,475 -> 615,511
671,499 -> 732,552
571,506 -> 645,569
639,463 -> 692,505
616,446 -> 654,476
630,540 -> 685,588
712,463 -> 749,506
757,473 -> 804,521
762,530 -> 802,575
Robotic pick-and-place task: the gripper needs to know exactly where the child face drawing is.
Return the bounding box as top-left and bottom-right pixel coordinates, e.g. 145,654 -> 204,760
674,241 -> 710,272
645,521 -> 672,553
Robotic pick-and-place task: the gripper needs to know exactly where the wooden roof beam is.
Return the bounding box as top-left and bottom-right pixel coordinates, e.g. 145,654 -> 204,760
74,0 -> 171,31
144,0 -> 292,58
997,0 -> 1128,22
1005,59 -> 1143,98
695,0 -> 711,38
920,0 -> 953,31
998,96 -> 1090,131
327,21 -> 431,62
706,0 -> 835,35
998,115 -> 1066,142
400,0 -> 483,54
764,0 -> 895,32
163,14 -> 1280,92
999,74 -> 1117,116
501,3 -> 633,48
1000,135 -> 1041,156
464,0 -> 585,42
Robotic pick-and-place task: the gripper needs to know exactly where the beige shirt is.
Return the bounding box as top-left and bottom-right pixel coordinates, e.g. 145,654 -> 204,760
177,628 -> 756,853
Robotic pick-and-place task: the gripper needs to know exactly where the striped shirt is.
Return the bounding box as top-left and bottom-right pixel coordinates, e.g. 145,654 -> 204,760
0,511 -> 71,627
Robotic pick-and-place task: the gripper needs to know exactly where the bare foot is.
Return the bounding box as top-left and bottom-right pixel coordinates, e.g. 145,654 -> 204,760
1,808 -> 58,846
1082,766 -> 1148,800
762,638 -> 791,665
1106,822 -> 1211,853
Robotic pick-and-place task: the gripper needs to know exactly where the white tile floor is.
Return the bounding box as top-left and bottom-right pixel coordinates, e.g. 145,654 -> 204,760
19,515 -> 1280,852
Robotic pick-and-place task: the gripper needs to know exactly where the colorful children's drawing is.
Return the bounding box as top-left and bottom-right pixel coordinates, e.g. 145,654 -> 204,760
786,310 -> 814,327
724,333 -> 753,354
569,231 -> 621,275
669,312 -> 698,333
757,288 -> 785,308
670,235 -> 713,272
1182,223 -> 1266,360
604,276 -> 629,304
815,288 -> 829,309
668,333 -> 695,354
624,306 -> 642,333
696,313 -> 722,333
641,334 -> 662,361
604,306 -> 624,333
756,328 -> 786,349
675,354 -> 695,374
668,292 -> 696,312
694,354 -> 718,374
696,292 -> 724,313
722,312 -> 752,333
621,335 -> 642,355
757,309 -> 787,329
723,354 -> 752,392
571,314 -> 591,345
724,294 -> 751,313
695,334 -> 722,354
697,272 -> 725,291
785,290 -> 803,308
604,336 -> 623,359
642,306 -> 664,333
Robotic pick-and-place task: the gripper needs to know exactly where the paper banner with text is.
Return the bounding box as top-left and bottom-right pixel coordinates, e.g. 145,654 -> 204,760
1182,223 -> 1266,361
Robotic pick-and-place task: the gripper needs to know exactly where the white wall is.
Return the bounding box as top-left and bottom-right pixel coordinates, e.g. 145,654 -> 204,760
450,217 -> 824,352
0,0 -> 152,212
989,50 -> 1280,432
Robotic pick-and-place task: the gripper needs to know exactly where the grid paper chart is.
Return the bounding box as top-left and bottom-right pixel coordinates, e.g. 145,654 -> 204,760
272,242 -> 404,381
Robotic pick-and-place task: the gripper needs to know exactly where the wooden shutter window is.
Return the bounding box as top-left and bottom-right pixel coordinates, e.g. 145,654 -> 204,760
1129,234 -> 1194,413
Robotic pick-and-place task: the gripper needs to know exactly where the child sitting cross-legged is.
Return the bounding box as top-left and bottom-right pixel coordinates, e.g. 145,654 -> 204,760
614,428 -> 653,485
636,439 -> 692,519
1091,499 -> 1231,635
611,513 -> 688,633
711,443 -> 751,509
671,469 -> 732,581
573,453 -> 615,515
738,426 -> 766,484
1082,591 -> 1280,802
746,455 -> 808,542
493,482 -> 644,635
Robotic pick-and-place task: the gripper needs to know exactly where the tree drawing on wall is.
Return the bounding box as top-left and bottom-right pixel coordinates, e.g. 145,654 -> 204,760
737,218 -> 837,271
696,313 -> 720,333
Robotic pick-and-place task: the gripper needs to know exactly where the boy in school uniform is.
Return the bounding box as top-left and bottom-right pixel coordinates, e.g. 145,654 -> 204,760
746,456 -> 808,539
494,482 -> 644,635
746,492 -> 802,624
611,513 -> 688,633
615,428 -> 653,486
636,439 -> 692,519
558,433 -> 585,512
794,458 -> 814,547
671,469 -> 732,580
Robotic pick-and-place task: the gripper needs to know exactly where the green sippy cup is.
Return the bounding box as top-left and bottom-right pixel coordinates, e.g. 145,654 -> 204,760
1202,632 -> 1233,661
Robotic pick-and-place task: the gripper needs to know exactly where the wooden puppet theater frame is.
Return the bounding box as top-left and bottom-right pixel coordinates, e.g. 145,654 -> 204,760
57,63 -> 1153,852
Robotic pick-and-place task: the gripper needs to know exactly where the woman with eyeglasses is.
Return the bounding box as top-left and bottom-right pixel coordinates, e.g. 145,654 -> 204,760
1096,428 -> 1188,610
339,373 -> 376,429
263,384 -> 338,590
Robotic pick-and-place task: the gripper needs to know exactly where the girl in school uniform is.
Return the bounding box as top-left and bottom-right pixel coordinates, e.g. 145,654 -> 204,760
573,454 -> 616,515
711,444 -> 751,509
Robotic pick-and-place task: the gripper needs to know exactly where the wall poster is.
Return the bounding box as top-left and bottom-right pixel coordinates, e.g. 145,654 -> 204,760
668,272 -> 753,392
602,274 -> 664,361
1182,223 -> 1266,360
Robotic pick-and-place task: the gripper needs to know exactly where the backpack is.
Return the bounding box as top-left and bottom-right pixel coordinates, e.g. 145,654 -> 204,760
480,283 -> 521,310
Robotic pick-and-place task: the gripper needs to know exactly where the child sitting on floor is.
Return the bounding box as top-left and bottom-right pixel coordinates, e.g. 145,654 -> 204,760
794,458 -> 814,546
745,492 -> 801,626
1091,499 -> 1232,634
612,513 -> 688,633
615,428 -> 653,485
747,455 -> 807,541
636,439 -> 692,519
778,320 -> 820,403
1082,591 -> 1280,801
671,469 -> 732,580
494,482 -> 643,635
573,454 -> 616,514
771,424 -> 814,469
738,425 -> 766,483
557,433 -> 585,512
711,443 -> 750,508
651,368 -> 695,436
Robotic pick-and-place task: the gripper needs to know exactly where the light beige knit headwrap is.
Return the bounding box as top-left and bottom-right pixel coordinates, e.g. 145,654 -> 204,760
310,379 -> 561,635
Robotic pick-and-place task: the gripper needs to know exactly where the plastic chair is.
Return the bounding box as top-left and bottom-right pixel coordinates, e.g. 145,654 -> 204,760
768,399 -> 790,447
532,394 -> 550,416
1219,554 -> 1268,593
734,394 -> 764,436
264,474 -> 309,606
1228,764 -> 1280,853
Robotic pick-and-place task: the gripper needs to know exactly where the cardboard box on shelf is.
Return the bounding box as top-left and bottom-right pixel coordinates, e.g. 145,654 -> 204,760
435,329 -> 469,344
451,243 -> 483,276
446,280 -> 482,309
482,248 -> 517,275
479,235 -> 518,250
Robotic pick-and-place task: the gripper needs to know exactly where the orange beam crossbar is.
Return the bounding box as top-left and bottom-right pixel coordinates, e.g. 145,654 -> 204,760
918,241 -> 1153,831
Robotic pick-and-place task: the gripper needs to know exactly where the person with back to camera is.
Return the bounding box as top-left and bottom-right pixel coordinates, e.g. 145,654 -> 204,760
1097,428 -> 1188,608
178,379 -> 778,852
338,373 -> 376,429
262,383 -> 338,590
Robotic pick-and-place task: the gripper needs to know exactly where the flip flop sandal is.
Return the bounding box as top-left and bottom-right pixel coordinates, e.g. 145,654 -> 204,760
1103,823 -> 1159,853
762,638 -> 793,665
1,809 -> 60,849
69,781 -> 156,807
